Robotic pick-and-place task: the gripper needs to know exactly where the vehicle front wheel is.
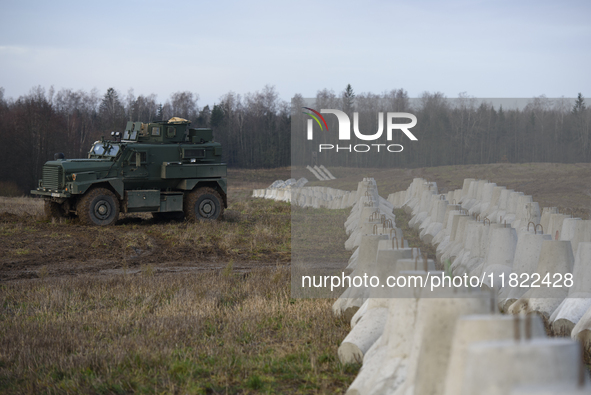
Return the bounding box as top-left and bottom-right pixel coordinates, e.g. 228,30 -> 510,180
44,200 -> 65,221
184,187 -> 223,221
77,188 -> 120,226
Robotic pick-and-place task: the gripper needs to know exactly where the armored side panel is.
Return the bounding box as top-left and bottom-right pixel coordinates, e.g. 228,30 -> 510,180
126,190 -> 160,211
188,128 -> 213,143
159,192 -> 183,212
161,163 -> 227,179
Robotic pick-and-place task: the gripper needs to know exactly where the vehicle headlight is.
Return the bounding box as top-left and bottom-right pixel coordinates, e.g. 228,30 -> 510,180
72,174 -> 77,181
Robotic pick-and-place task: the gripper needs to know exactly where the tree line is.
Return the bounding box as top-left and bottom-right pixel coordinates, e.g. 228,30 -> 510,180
0,85 -> 291,195
0,84 -> 589,195
292,88 -> 591,169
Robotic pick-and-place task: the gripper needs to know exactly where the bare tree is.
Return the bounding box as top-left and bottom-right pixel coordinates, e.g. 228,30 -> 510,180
168,91 -> 199,121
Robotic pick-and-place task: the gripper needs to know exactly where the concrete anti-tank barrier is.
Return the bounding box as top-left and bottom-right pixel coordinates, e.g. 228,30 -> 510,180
259,175 -> 591,394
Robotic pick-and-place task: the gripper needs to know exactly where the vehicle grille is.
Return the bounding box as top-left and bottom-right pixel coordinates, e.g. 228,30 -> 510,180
43,165 -> 63,191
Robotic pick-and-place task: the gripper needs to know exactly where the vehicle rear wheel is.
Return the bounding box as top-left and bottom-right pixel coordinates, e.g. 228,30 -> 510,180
184,187 -> 223,221
44,200 -> 65,221
77,188 -> 120,226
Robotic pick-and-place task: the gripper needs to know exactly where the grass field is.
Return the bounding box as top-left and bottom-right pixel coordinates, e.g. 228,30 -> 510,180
1,268 -> 359,394
3,163 -> 591,393
0,168 -> 359,394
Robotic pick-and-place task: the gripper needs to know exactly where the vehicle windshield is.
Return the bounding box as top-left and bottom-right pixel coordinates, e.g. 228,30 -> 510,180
89,142 -> 121,158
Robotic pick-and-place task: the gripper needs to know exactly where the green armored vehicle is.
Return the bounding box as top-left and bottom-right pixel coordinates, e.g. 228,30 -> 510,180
31,117 -> 227,225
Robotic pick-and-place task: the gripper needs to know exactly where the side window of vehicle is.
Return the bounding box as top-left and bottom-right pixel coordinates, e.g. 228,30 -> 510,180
167,127 -> 176,138
151,127 -> 161,136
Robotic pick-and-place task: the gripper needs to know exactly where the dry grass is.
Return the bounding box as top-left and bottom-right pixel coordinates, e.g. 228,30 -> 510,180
154,198 -> 292,262
0,197 -> 292,282
0,268 -> 358,394
0,196 -> 43,218
0,168 -> 361,393
291,206 -> 351,264
290,206 -> 353,299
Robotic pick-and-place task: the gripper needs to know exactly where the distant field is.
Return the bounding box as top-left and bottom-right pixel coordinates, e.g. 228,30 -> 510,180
295,162 -> 591,218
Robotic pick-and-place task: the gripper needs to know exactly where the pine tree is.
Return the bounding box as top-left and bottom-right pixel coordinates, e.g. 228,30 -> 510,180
210,104 -> 224,127
572,93 -> 586,115
342,84 -> 355,114
197,105 -> 211,127
98,88 -> 125,130
571,93 -> 589,159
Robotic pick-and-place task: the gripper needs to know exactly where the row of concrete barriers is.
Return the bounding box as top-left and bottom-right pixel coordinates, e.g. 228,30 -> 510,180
390,178 -> 591,341
253,177 -> 591,394
252,181 -> 357,209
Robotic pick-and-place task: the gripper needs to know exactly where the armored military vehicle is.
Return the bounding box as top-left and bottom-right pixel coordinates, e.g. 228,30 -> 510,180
31,117 -> 227,226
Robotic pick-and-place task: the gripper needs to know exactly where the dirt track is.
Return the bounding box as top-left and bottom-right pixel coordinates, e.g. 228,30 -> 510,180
0,169 -> 297,282
0,212 -> 290,282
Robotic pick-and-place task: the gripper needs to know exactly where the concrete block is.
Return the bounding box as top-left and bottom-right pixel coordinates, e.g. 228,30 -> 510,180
443,314 -> 547,395
461,338 -> 583,395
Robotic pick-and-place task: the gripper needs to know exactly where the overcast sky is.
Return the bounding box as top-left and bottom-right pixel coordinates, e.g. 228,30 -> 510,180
1,0 -> 589,107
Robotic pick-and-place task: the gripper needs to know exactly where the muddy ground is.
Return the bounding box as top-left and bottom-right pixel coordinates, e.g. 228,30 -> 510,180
0,168 -> 293,282
0,212 -> 288,282
3,163 -> 591,283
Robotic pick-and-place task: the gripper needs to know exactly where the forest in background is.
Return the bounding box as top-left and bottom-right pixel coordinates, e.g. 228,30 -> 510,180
0,84 -> 589,195
292,88 -> 591,169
